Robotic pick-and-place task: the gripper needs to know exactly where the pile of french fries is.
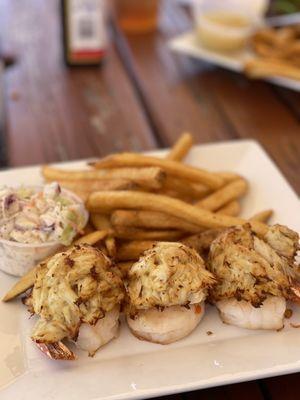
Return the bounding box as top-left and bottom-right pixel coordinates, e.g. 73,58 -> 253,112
3,132 -> 274,302
42,132 -> 272,267
245,25 -> 300,81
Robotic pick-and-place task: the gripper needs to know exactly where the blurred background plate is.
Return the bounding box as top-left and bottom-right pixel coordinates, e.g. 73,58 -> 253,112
169,31 -> 300,92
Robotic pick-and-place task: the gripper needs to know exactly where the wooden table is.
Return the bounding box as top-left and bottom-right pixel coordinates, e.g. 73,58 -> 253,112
1,1 -> 300,399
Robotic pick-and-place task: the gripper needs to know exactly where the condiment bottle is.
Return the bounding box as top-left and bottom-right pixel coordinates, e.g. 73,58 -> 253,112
61,0 -> 107,66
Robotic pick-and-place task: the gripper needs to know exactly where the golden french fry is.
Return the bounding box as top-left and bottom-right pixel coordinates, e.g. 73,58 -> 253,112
116,262 -> 134,278
82,223 -> 95,235
195,179 -> 248,211
116,240 -> 156,261
91,153 -> 224,189
2,267 -> 37,304
42,166 -> 166,190
113,227 -> 184,241
75,230 -> 109,245
217,172 -> 242,182
105,237 -> 116,258
111,198 -> 240,233
217,200 -> 241,217
182,229 -> 222,257
250,209 -> 273,223
2,230 -> 109,302
55,178 -> 138,193
163,176 -> 210,200
166,132 -> 194,161
111,210 -> 202,233
245,58 -> 300,81
87,191 -> 267,236
90,213 -> 111,230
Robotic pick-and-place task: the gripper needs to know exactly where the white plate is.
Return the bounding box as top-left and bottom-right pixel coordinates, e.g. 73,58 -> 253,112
0,140 -> 300,400
169,31 -> 300,92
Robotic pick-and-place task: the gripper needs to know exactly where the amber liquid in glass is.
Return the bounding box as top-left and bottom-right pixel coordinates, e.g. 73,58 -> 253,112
115,0 -> 160,34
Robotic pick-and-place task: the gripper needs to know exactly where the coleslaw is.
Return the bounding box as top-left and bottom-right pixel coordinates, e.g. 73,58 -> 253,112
0,183 -> 87,246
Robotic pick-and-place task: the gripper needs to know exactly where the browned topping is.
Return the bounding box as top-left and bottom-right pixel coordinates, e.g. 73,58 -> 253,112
284,309 -> 293,319
206,331 -> 213,336
65,257 -> 75,268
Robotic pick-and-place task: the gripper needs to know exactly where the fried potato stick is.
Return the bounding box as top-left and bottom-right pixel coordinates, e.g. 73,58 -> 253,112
217,171 -> 242,182
245,58 -> 300,81
105,237 -> 117,258
111,210 -> 202,233
90,153 -> 224,189
111,198 -> 241,233
116,241 -> 156,261
90,213 -> 112,230
166,132 -> 194,161
42,166 -> 165,190
195,179 -> 248,211
217,200 -> 241,217
116,261 -> 134,278
163,176 -> 210,200
113,227 -> 184,241
87,191 -> 267,236
250,209 -> 274,223
54,178 -> 138,192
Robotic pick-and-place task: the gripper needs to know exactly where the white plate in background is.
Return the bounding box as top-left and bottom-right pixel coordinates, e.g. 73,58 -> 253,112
0,140 -> 300,400
169,31 -> 300,92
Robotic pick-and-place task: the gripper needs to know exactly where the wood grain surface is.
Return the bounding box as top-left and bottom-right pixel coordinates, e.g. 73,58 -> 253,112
0,0 -> 156,167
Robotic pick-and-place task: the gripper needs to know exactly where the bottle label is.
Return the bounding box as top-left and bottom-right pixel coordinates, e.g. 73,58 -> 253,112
67,0 -> 106,62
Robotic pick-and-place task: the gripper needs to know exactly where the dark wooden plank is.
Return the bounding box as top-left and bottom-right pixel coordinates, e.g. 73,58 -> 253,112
0,0 -> 156,167
261,372 -> 300,400
113,0 -> 300,194
184,381 -> 265,400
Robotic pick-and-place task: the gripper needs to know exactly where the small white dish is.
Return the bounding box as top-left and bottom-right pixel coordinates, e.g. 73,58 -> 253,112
0,140 -> 299,400
169,31 -> 300,92
0,188 -> 88,276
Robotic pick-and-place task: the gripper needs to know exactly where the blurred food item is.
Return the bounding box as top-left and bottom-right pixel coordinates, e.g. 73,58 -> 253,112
246,25 -> 300,80
61,0 -> 107,66
193,0 -> 268,52
196,11 -> 253,52
114,0 -> 160,34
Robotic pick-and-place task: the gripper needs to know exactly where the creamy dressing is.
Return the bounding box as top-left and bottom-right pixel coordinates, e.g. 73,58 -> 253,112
0,183 -> 87,245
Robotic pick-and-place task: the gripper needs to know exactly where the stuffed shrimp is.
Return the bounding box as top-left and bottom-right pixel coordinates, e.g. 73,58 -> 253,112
126,242 -> 215,344
24,244 -> 124,360
208,224 -> 300,330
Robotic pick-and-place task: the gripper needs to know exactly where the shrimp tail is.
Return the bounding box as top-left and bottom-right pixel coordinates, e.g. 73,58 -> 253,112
34,341 -> 77,360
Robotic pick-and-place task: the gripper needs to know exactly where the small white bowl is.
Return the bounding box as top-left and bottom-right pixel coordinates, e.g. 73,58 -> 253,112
0,188 -> 89,277
193,0 -> 264,52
